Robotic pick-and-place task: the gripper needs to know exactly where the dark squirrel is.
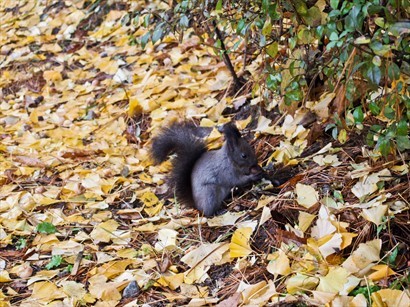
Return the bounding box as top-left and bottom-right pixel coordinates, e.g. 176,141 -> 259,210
151,121 -> 263,216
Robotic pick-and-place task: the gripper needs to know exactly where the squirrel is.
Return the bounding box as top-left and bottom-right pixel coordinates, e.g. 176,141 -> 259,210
150,121 -> 263,216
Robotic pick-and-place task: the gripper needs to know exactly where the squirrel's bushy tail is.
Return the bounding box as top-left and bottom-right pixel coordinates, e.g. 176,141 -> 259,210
151,122 -> 207,206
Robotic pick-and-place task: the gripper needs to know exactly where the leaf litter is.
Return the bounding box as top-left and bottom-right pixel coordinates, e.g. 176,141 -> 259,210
0,1 -> 409,306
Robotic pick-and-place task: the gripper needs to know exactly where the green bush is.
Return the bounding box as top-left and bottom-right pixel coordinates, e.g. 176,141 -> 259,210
125,0 -> 409,156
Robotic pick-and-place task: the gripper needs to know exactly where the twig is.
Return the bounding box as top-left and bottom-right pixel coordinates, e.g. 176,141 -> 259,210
212,20 -> 242,91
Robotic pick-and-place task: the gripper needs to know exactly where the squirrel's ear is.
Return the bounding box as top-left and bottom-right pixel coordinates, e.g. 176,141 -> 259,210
222,122 -> 241,151
222,122 -> 241,139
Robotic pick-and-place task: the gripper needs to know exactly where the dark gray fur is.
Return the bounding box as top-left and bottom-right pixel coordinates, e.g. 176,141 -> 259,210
151,122 -> 262,216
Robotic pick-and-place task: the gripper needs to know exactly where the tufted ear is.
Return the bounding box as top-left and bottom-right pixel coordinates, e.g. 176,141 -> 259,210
222,122 -> 241,152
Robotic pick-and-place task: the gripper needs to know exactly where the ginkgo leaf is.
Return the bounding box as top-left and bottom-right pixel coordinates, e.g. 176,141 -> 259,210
90,219 -> 119,243
156,273 -> 184,290
296,183 -> 319,208
368,264 -> 396,281
371,289 -> 410,307
343,239 -> 381,275
317,266 -> 349,293
181,243 -> 229,269
266,250 -> 291,276
207,212 -> 244,227
298,211 -> 316,232
318,233 -> 342,258
30,281 -> 66,302
362,205 -> 388,225
229,227 -> 253,258
259,206 -> 272,226
154,228 -> 178,251
239,280 -> 277,305
286,273 -> 319,294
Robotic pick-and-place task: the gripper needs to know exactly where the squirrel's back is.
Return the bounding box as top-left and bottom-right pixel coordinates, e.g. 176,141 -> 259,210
151,122 -> 207,206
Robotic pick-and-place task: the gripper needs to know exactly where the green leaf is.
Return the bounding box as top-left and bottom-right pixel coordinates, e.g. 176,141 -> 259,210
140,32 -> 150,49
262,20 -> 272,36
365,64 -> 381,85
289,36 -> 297,50
384,106 -> 395,119
372,56 -> 381,67
369,101 -> 380,115
345,80 -> 356,102
388,63 -> 400,80
354,36 -> 370,44
396,120 -> 408,136
353,106 -> 364,124
369,41 -> 391,56
387,246 -> 399,265
268,2 -> 280,20
294,0 -> 308,15
329,32 -> 339,41
266,73 -> 281,91
285,89 -> 302,102
332,127 -> 338,140
330,0 -> 339,10
152,26 -> 163,44
46,255 -> 63,270
377,137 -> 392,156
215,0 -> 223,11
15,238 -> 27,250
179,15 -> 189,28
37,222 -> 56,234
143,14 -> 150,28
397,135 -> 410,150
388,21 -> 410,37
237,19 -> 247,35
366,131 -> 375,146
266,42 -> 278,58
374,17 -> 385,28
345,6 -> 363,31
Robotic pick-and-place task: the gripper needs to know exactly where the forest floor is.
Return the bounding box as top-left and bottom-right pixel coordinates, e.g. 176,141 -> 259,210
0,1 -> 409,306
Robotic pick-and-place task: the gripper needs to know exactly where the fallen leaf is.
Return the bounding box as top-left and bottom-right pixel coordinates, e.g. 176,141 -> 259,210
229,227 -> 253,258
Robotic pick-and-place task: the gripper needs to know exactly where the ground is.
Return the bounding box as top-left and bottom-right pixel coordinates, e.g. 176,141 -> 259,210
0,1 -> 409,306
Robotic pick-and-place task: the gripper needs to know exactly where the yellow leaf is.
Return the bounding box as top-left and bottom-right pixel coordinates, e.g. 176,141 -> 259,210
61,281 -> 86,300
94,259 -> 135,279
181,243 -> 229,268
286,273 -> 318,294
156,273 -> 184,290
343,239 -> 381,275
296,183 -> 319,208
144,203 -> 163,216
368,264 -> 396,281
338,128 -> 347,143
43,70 -> 62,82
266,250 -> 291,276
90,219 -> 119,243
340,232 -> 358,249
298,211 -> 316,232
116,248 -> 138,259
371,289 -> 410,307
230,227 -> 253,258
0,271 -> 11,283
140,192 -> 159,207
128,98 -> 142,117
318,233 -> 342,258
256,195 -> 276,210
30,281 -> 65,302
362,205 -> 388,226
238,280 -> 277,305
317,267 -> 349,293
207,212 -> 244,227
154,228 -> 178,251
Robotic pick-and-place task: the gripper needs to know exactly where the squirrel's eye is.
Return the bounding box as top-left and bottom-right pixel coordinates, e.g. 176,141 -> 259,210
241,153 -> 247,159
